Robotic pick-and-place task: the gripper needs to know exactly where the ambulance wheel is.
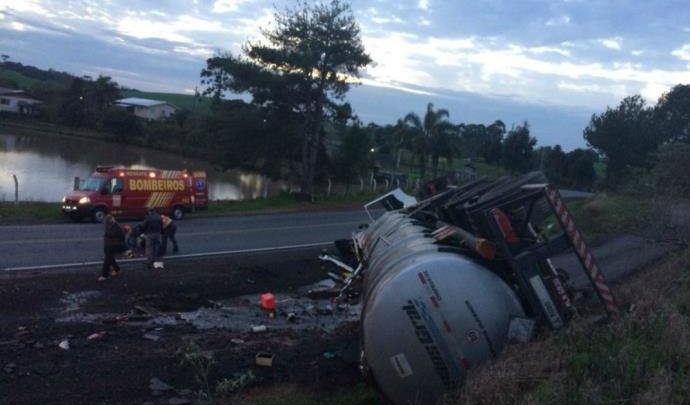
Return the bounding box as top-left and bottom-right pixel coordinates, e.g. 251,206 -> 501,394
172,205 -> 184,220
92,208 -> 107,223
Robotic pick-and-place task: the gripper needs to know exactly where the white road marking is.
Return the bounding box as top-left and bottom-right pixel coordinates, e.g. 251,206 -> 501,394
0,221 -> 362,245
2,241 -> 332,272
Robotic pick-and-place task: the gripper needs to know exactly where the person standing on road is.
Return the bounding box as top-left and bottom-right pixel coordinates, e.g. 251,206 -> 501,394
160,214 -> 179,256
100,214 -> 125,281
141,208 -> 163,269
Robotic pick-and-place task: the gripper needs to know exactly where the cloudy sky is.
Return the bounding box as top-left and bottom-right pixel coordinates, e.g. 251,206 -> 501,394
2,0 -> 690,149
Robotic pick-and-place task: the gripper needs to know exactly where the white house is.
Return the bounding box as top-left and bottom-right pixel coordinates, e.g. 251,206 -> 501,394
115,97 -> 179,121
0,87 -> 42,114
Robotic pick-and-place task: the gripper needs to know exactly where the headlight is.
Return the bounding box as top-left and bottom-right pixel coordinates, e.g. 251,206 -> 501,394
62,196 -> 66,203
78,196 -> 91,204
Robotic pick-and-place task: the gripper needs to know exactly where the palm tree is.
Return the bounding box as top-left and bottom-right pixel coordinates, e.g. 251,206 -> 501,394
402,103 -> 455,178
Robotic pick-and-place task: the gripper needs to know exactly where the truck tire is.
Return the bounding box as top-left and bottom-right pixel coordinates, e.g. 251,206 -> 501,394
92,207 -> 107,223
172,205 -> 184,220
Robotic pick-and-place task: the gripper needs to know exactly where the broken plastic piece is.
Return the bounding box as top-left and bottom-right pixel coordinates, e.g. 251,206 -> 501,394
259,293 -> 276,311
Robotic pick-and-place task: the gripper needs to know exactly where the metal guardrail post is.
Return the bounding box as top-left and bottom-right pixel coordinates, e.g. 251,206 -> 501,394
12,173 -> 18,204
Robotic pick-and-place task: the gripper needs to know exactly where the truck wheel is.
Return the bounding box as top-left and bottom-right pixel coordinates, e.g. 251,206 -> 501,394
172,206 -> 184,220
92,208 -> 106,223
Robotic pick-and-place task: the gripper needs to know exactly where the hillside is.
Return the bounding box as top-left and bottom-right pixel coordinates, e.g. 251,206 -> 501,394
0,62 -> 211,114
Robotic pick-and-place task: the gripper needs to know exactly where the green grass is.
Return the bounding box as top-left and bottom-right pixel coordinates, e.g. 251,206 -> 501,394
120,89 -> 212,114
0,67 -> 43,89
539,193 -> 653,242
0,192 -> 377,224
462,246 -> 690,404
0,202 -> 60,224
254,384 -> 377,405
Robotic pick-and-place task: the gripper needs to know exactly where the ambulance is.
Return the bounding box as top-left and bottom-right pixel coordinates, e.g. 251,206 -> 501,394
61,166 -> 208,222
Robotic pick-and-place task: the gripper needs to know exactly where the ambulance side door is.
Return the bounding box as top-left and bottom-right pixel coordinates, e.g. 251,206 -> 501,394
109,177 -> 126,216
125,177 -> 149,218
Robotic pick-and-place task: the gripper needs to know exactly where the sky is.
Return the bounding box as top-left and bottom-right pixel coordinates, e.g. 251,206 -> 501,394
2,0 -> 690,150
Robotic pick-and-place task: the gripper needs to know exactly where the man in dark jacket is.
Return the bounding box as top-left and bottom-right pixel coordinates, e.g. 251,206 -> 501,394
160,214 -> 179,256
100,214 -> 125,281
141,208 -> 163,269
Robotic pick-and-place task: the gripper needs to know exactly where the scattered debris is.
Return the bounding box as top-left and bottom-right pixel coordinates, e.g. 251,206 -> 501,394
259,293 -> 276,311
58,340 -> 70,350
149,377 -> 174,391
255,352 -> 274,367
507,317 -> 536,343
286,312 -> 297,323
216,370 -> 257,394
251,325 -> 267,333
153,261 -> 165,269
246,278 -> 256,284
135,304 -> 162,317
87,331 -> 106,341
323,351 -> 336,359
143,333 -> 161,342
230,338 -> 245,345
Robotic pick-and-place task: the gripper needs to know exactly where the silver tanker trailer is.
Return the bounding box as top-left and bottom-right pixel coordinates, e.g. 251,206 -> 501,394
321,171 -> 619,404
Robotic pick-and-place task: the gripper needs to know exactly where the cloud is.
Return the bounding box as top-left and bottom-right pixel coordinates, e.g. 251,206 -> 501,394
600,38 -> 622,50
417,0 -> 430,11
212,0 -> 253,13
545,15 -> 571,26
672,44 -> 690,61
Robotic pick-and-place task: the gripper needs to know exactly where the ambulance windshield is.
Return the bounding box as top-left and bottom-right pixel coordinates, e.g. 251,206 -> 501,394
81,177 -> 105,191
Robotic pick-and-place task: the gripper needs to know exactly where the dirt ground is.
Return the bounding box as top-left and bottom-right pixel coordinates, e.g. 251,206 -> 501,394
0,248 -> 365,405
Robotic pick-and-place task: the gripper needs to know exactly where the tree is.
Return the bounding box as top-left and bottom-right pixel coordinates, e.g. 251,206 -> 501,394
334,124 -> 371,191
502,122 -> 536,173
459,124 -> 486,160
483,120 -> 505,164
583,95 -> 656,187
654,84 -> 690,143
101,107 -> 142,142
201,0 -> 371,198
403,103 -> 455,178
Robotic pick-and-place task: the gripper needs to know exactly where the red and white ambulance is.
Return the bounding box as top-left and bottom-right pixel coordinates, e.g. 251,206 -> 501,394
61,166 -> 208,222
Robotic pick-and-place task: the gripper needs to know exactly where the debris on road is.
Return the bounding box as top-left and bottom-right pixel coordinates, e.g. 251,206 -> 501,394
149,377 -> 174,392
251,325 -> 267,333
255,352 -> 274,367
143,333 -> 161,342
58,340 -> 70,350
87,331 -> 105,341
259,292 -> 276,311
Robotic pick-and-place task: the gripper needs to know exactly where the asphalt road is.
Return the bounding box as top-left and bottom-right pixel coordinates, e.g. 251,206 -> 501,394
0,210 -> 371,271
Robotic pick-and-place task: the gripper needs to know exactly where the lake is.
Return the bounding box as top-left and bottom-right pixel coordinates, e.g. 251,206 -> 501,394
0,129 -> 287,202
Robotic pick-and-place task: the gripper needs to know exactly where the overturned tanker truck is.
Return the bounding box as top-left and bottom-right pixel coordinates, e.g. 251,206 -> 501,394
321,171 -> 619,404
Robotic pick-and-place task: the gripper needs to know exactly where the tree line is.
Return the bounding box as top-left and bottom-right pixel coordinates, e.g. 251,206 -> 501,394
3,0 -> 687,197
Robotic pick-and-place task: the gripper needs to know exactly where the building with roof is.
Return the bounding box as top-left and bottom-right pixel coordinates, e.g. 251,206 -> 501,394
115,97 -> 179,121
0,87 -> 42,115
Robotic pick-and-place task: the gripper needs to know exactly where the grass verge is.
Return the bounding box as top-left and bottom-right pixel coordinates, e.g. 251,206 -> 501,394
0,193 -> 378,225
